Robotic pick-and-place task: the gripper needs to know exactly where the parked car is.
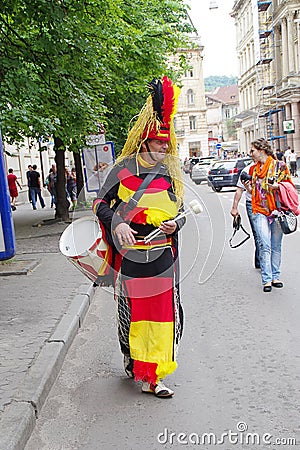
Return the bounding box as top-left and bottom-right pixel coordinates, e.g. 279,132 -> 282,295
183,157 -> 200,176
207,158 -> 252,192
191,157 -> 217,184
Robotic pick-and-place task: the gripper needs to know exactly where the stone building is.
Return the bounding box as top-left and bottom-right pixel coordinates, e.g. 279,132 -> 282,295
3,137 -> 73,202
206,85 -> 239,140
170,36 -> 209,159
231,0 -> 300,155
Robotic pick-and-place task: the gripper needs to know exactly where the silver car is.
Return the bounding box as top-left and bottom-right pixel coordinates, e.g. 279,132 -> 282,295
191,157 -> 217,184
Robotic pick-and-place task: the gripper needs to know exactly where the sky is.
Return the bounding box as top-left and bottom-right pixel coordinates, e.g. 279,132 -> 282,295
186,0 -> 238,77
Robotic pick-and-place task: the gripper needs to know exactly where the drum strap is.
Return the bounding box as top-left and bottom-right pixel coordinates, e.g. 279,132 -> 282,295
122,163 -> 162,215
93,163 -> 163,287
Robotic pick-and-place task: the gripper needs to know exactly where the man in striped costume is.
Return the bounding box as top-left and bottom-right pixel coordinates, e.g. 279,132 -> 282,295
93,77 -> 185,397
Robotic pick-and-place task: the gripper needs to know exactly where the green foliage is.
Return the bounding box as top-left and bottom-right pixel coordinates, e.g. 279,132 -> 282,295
0,0 -> 193,218
204,75 -> 238,92
0,0 -> 193,152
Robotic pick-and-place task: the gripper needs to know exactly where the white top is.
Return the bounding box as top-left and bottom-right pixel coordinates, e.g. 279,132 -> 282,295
236,163 -> 255,202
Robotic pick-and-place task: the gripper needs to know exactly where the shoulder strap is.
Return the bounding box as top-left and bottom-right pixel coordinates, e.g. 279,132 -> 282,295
123,162 -> 162,213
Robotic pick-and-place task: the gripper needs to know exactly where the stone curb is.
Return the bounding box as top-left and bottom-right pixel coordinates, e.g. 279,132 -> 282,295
0,260 -> 40,276
0,283 -> 96,450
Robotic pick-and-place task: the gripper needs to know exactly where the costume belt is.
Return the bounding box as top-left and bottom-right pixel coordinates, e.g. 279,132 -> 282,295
122,236 -> 172,251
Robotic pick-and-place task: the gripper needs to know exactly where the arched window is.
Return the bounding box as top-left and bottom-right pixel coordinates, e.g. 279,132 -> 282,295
187,89 -> 195,105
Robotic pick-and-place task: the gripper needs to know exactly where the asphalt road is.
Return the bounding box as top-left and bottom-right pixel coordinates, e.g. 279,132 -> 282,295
25,180 -> 300,450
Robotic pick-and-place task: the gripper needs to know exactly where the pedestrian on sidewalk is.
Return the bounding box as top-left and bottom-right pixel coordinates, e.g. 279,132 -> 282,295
283,146 -> 291,170
248,138 -> 295,293
93,77 -> 185,398
289,149 -> 297,177
46,166 -> 57,208
28,164 -> 45,210
26,164 -> 33,203
7,168 -> 22,210
66,167 -> 77,211
275,148 -> 284,161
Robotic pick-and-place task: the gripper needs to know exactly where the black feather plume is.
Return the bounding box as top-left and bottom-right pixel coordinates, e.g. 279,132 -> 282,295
148,79 -> 164,122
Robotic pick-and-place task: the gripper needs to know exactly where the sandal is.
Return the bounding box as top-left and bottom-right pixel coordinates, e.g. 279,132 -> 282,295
142,380 -> 174,398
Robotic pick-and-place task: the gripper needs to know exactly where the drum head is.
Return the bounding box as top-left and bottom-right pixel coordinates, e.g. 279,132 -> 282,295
59,216 -> 102,257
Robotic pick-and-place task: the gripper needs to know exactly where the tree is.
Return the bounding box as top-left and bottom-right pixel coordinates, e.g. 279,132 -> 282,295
0,0 -> 193,220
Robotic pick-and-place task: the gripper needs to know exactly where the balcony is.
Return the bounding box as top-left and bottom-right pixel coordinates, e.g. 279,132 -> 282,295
257,1 -> 271,12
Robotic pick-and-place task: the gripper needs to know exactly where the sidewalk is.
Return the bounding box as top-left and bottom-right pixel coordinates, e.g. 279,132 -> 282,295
0,201 -> 97,450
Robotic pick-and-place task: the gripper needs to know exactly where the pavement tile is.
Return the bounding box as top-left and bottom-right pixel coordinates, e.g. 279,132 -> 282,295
0,203 -> 96,449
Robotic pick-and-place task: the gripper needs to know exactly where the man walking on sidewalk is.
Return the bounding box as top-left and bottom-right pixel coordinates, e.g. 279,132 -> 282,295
289,149 -> 298,177
28,164 -> 45,210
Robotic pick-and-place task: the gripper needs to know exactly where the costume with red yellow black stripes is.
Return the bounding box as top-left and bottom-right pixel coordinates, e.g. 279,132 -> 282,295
94,155 -> 185,386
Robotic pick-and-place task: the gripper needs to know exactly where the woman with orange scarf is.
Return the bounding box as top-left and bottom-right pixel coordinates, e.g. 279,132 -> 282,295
249,138 -> 293,292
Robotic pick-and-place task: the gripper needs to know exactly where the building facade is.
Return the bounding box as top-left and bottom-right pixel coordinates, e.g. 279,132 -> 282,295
3,137 -> 73,201
206,85 -> 239,139
231,0 -> 300,155
170,36 -> 209,160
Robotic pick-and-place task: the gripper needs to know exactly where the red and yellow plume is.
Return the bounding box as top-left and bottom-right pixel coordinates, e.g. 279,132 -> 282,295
142,76 -> 180,141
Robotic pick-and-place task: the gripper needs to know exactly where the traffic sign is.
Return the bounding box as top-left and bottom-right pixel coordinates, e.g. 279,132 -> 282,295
216,143 -> 222,150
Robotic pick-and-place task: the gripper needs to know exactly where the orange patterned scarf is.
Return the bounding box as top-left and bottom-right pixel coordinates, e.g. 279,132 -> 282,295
251,157 -> 292,216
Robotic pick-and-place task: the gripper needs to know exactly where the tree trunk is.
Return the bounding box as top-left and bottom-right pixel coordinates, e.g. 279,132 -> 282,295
73,150 -> 85,204
54,136 -> 69,221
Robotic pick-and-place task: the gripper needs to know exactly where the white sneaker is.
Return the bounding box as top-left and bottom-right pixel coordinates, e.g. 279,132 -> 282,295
142,380 -> 174,398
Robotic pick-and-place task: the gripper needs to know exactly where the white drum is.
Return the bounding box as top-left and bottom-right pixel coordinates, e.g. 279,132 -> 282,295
59,216 -> 108,282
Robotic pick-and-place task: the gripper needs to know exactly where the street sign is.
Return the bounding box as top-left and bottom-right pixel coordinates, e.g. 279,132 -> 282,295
82,142 -> 115,193
283,119 -> 295,134
216,143 -> 222,150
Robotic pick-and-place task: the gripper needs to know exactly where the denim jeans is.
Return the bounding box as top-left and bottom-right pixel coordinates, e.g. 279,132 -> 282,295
252,212 -> 283,285
246,200 -> 261,268
30,187 -> 45,209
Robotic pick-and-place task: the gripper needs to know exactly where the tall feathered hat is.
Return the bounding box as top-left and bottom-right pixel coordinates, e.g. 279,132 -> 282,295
120,76 -> 180,159
118,76 -> 183,202
141,76 -> 180,142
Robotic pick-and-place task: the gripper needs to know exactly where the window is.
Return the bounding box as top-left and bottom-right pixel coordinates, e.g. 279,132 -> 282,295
187,89 -> 195,105
184,69 -> 194,77
189,116 -> 196,130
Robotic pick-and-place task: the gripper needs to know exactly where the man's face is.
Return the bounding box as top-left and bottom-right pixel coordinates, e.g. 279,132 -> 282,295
142,139 -> 169,162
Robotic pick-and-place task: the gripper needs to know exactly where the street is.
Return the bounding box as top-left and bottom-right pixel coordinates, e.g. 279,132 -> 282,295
25,178 -> 300,449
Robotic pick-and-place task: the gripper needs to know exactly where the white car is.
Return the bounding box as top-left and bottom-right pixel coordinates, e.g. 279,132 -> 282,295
191,157 -> 217,184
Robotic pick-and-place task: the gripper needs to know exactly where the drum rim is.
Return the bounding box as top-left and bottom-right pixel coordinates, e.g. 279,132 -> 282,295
59,215 -> 102,257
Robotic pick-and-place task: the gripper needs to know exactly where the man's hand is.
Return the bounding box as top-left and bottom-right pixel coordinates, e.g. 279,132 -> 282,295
114,223 -> 138,246
159,220 -> 177,235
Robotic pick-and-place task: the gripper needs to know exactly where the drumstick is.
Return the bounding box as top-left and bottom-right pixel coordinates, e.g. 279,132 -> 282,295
144,199 -> 203,243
